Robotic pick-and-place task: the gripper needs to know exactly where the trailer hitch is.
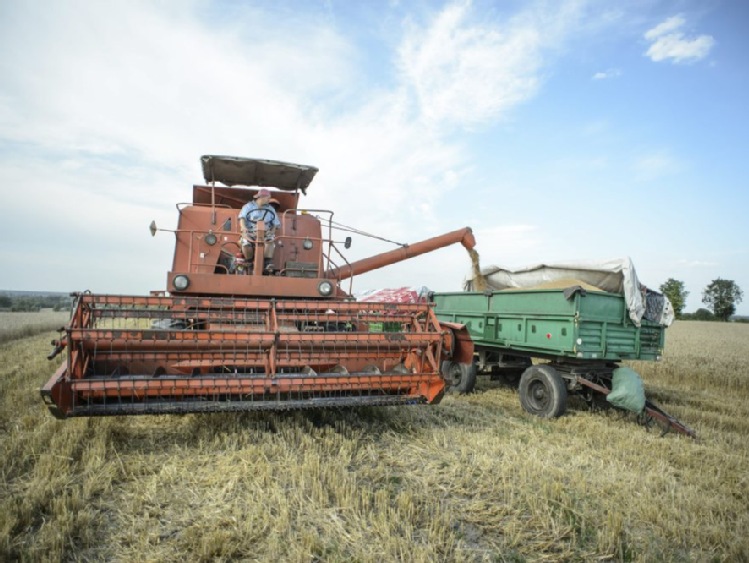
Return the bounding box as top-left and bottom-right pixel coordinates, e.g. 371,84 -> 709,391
576,376 -> 697,439
640,400 -> 697,440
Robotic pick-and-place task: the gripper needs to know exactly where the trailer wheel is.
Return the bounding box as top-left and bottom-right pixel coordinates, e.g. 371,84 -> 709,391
441,361 -> 477,394
519,365 -> 567,418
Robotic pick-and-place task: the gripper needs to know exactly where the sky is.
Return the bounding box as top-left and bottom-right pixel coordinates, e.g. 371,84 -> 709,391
1,0 -> 747,314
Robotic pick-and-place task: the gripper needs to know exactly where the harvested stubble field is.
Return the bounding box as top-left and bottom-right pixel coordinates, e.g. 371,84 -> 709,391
1,320 -> 748,562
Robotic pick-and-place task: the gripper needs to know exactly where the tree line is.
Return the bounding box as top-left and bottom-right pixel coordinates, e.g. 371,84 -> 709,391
0,294 -> 74,312
659,278 -> 744,322
0,283 -> 744,321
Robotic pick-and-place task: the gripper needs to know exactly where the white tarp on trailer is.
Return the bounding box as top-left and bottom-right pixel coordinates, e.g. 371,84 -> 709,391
465,257 -> 674,327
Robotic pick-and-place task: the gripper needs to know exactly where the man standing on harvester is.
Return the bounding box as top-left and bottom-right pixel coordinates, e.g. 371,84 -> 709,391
239,188 -> 280,274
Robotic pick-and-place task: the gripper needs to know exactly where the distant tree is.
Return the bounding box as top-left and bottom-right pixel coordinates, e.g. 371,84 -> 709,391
693,308 -> 715,321
0,295 -> 11,308
659,278 -> 689,317
702,278 -> 744,322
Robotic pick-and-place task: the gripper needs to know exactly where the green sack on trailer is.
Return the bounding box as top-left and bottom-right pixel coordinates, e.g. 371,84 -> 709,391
606,367 -> 646,413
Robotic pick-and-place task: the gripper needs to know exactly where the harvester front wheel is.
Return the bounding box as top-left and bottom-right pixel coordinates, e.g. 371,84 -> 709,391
442,361 -> 477,394
519,365 -> 567,418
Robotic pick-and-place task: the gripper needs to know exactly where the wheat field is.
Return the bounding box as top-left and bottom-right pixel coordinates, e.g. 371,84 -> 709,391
0,311 -> 70,344
1,320 -> 748,562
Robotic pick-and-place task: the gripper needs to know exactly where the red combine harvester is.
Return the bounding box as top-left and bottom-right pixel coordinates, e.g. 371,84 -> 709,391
41,156 -> 476,418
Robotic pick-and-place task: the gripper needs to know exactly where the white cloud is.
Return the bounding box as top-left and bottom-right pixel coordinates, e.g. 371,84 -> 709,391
0,0 -> 613,295
592,68 -> 621,80
396,1 -> 585,129
644,15 -> 686,41
632,151 -> 680,182
643,14 -> 715,64
0,1 -> 474,293
0,2 -> 356,166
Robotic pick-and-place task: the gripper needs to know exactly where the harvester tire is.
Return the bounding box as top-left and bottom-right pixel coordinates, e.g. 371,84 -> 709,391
519,365 -> 567,418
442,361 -> 477,394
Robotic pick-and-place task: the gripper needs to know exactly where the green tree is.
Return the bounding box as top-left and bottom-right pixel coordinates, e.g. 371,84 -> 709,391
659,278 -> 689,317
694,308 -> 715,321
702,278 -> 744,321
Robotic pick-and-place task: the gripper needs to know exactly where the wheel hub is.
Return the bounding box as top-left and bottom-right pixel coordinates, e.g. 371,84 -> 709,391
530,381 -> 549,408
448,365 -> 462,386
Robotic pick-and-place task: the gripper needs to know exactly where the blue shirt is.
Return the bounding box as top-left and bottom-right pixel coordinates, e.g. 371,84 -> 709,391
239,201 -> 280,234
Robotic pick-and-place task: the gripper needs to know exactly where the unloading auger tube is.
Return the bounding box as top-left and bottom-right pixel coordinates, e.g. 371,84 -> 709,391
41,156 -> 475,418
326,227 -> 476,281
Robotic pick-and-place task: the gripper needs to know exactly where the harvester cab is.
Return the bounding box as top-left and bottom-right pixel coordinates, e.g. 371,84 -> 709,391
41,156 -> 477,418
162,156 -> 344,299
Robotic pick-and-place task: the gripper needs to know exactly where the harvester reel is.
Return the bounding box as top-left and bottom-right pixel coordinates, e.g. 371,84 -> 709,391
41,294 -> 448,418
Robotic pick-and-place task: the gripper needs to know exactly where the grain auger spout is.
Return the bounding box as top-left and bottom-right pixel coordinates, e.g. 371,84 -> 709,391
41,156 -> 474,419
326,227 -> 475,281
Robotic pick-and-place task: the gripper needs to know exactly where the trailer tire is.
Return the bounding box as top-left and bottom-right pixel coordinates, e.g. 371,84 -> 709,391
519,365 -> 567,418
441,361 -> 477,394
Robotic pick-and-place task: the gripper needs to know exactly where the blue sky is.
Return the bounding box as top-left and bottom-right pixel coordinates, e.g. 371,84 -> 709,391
1,0 -> 746,314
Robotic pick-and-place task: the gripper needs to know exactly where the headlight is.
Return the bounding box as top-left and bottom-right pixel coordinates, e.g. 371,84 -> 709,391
173,275 -> 190,291
204,232 -> 217,246
318,280 -> 334,297
302,238 -> 313,250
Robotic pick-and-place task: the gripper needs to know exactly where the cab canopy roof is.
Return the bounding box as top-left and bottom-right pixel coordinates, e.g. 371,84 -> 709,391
200,155 -> 318,193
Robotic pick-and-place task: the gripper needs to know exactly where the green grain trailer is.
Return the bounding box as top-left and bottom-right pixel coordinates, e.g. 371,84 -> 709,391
434,288 -> 665,363
432,287 -> 694,437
